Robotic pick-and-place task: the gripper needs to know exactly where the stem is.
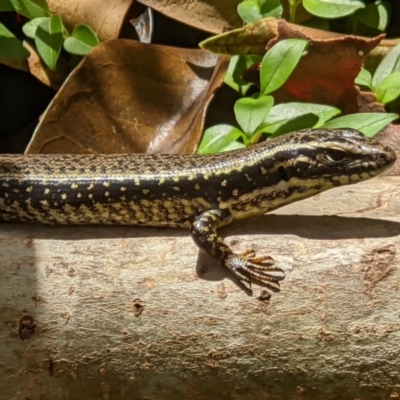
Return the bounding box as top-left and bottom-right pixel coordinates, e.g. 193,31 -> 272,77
288,0 -> 300,23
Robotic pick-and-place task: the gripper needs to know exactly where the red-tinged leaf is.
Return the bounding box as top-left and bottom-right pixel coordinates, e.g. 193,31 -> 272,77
267,20 -> 384,114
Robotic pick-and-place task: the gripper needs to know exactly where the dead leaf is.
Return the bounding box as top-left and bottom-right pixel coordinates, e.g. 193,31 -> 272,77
199,17 -> 348,56
0,41 -> 70,90
138,0 -> 242,34
200,17 -> 280,56
269,21 -> 384,114
0,56 -> 28,73
48,0 -> 134,41
1,0 -> 134,88
200,17 -> 397,65
26,39 -> 228,155
24,41 -> 71,90
204,19 -> 383,114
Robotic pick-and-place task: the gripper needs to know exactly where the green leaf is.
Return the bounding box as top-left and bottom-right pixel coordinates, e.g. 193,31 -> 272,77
372,43 -> 400,89
10,0 -> 50,18
355,1 -> 389,31
22,17 -> 47,38
63,24 -> 100,55
375,72 -> 400,104
218,141 -> 246,152
237,0 -> 261,23
0,0 -> 15,12
302,17 -> 330,31
268,114 -> 320,137
197,125 -> 246,154
25,17 -> 68,41
34,15 -> 63,71
224,55 -> 263,95
0,22 -> 30,58
303,0 -> 364,19
260,38 -> 308,96
261,102 -> 341,133
355,67 -> 372,89
322,113 -> 398,137
234,95 -> 274,136
237,0 -> 282,23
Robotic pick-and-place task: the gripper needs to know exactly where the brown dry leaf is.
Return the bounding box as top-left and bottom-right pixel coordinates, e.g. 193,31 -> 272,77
269,21 -> 384,114
26,39 -> 228,155
205,18 -> 383,114
1,0 -> 133,88
24,41 -> 71,90
0,56 -> 28,73
48,0 -> 134,41
200,17 -> 280,55
0,42 -> 70,90
200,17 -> 397,65
138,0 -> 242,33
199,17 -> 347,55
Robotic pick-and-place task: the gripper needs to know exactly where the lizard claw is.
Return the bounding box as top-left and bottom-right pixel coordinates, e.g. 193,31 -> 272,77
225,252 -> 285,292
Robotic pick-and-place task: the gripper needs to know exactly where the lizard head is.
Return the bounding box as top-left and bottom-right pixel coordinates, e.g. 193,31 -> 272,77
272,128 -> 396,186
206,128 -> 395,218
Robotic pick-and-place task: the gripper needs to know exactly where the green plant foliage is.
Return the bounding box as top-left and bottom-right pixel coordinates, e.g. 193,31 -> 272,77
269,113 -> 320,135
234,96 -> 274,136
302,17 -> 330,31
237,0 -> 282,23
356,44 -> 400,105
198,2 -> 399,154
303,0 -> 365,19
197,125 -> 246,154
322,113 -> 398,137
0,0 -> 14,12
199,39 -> 322,153
355,1 -> 389,31
355,67 -> 372,89
63,25 -> 100,55
261,103 -> 341,134
224,55 -> 263,95
34,15 -> 63,71
0,22 -> 30,58
375,72 -> 400,104
10,0 -> 50,19
260,38 -> 308,95
22,16 -> 47,38
372,43 -> 400,89
199,33 -> 399,154
1,0 -> 100,64
236,0 -> 390,36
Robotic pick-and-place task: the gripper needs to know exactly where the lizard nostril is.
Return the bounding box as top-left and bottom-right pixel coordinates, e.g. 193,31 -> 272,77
377,153 -> 387,163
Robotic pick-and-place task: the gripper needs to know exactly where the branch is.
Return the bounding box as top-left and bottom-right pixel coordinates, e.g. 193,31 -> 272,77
1,177 -> 399,399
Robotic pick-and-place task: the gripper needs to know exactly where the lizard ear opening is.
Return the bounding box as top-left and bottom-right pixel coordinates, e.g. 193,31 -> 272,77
278,166 -> 289,182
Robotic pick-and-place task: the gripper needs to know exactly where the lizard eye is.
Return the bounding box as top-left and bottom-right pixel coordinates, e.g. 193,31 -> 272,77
325,149 -> 348,163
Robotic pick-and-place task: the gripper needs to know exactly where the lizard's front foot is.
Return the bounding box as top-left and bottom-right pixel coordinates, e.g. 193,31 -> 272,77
225,250 -> 285,292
